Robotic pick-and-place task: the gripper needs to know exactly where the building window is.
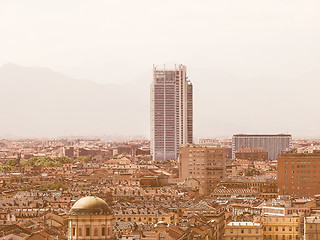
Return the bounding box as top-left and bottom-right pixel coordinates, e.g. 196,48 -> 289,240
94,227 -> 98,236
86,227 -> 90,236
72,227 -> 76,236
102,227 -> 105,236
78,227 -> 82,236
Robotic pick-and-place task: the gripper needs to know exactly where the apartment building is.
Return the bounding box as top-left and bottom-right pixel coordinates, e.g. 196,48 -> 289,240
277,150 -> 320,197
225,222 -> 263,240
304,216 -> 320,240
179,144 -> 226,192
262,214 -> 303,240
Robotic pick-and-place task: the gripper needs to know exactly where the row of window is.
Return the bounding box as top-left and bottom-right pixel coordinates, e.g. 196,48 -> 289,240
72,226 -> 107,237
284,174 -> 313,178
263,226 -> 298,232
283,186 -> 315,190
264,235 -> 298,239
189,160 -> 205,163
117,217 -> 166,221
189,150 -> 205,153
228,228 -> 259,234
284,170 -> 314,174
226,235 -> 298,240
283,180 -> 316,185
284,160 -> 316,163
284,165 -> 315,168
263,218 -> 298,222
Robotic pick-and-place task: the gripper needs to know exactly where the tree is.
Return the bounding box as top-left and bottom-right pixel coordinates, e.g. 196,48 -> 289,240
20,156 -> 73,167
6,159 -> 19,166
245,168 -> 259,176
75,156 -> 92,163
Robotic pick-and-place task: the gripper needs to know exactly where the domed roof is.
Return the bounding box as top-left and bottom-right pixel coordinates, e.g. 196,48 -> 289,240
70,196 -> 112,215
155,221 -> 169,227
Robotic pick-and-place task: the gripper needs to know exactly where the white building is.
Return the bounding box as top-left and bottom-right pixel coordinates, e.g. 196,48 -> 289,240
232,134 -> 292,160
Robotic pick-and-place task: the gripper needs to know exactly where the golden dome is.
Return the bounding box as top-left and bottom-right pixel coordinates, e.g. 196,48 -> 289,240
70,196 -> 112,215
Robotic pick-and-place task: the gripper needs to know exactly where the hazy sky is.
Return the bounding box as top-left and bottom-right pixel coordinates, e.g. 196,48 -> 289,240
1,0 -> 320,84
0,1 -> 320,139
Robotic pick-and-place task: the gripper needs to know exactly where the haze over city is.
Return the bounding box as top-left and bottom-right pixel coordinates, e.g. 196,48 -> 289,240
1,0 -> 320,138
2,1 -> 320,240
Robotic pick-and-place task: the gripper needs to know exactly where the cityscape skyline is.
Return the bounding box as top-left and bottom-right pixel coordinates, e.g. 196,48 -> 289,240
1,1 -> 320,239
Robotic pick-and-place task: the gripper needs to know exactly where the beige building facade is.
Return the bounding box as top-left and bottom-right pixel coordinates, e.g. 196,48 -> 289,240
179,144 -> 226,193
261,214 -> 303,240
304,216 -> 320,240
225,222 -> 263,240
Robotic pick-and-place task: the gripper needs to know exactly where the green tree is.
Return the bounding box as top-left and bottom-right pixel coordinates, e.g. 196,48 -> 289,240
75,156 -> 92,163
6,159 -> 19,166
0,165 -> 13,172
21,156 -> 73,167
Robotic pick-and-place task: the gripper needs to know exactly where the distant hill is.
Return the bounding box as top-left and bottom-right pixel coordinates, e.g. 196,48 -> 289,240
0,63 -> 319,139
0,63 -> 149,138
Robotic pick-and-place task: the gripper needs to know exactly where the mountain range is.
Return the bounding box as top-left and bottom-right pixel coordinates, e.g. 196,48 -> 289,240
0,63 -> 319,139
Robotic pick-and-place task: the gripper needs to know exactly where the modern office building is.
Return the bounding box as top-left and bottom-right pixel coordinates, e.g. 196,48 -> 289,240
179,144 -> 226,193
277,149 -> 320,197
232,134 -> 292,160
150,64 -> 193,160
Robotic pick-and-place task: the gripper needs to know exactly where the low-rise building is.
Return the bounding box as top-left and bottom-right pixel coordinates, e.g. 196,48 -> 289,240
304,216 -> 320,240
225,222 -> 263,240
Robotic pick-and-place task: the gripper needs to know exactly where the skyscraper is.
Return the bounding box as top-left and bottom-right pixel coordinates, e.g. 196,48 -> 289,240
150,64 -> 193,160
